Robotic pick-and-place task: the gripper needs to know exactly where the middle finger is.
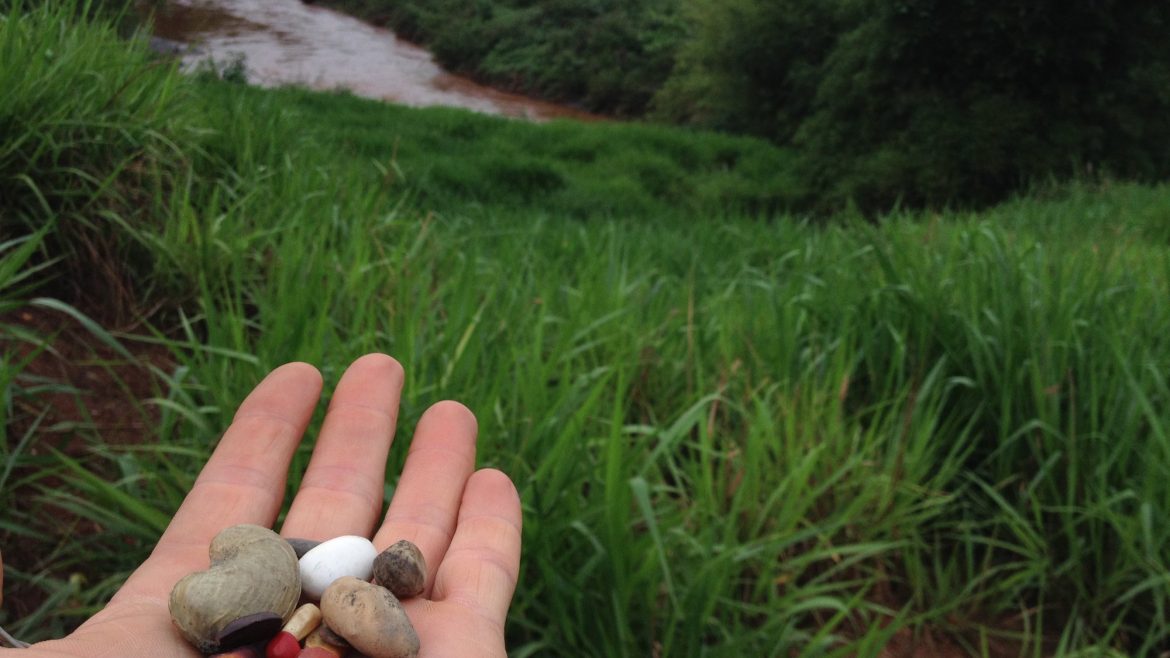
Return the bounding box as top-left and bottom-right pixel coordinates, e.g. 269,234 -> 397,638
280,353 -> 405,540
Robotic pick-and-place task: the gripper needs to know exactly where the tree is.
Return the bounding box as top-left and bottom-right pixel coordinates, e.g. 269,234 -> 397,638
658,0 -> 1170,211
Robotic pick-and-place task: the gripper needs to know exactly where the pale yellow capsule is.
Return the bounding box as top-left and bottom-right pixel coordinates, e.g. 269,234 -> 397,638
282,603 -> 322,641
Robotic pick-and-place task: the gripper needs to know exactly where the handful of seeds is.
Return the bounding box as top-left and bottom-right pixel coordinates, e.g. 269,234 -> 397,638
168,525 -> 426,658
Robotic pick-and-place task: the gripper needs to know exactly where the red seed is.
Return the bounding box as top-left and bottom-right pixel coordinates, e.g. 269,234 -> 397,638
266,631 -> 300,658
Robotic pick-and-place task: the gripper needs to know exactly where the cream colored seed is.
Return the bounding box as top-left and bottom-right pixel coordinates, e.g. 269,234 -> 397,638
282,603 -> 322,640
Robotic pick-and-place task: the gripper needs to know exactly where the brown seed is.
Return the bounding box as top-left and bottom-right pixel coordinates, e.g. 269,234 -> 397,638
372,540 -> 426,599
321,576 -> 419,658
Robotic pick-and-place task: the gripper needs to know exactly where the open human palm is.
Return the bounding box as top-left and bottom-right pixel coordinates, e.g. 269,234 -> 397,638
1,354 -> 521,658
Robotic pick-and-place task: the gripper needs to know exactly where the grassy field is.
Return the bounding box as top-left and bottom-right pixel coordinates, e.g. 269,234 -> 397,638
2,4 -> 1170,656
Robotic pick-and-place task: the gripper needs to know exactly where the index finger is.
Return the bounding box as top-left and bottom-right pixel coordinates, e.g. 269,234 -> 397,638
112,362 -> 323,603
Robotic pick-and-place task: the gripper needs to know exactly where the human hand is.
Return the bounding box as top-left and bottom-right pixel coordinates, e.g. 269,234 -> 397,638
1,354 -> 521,657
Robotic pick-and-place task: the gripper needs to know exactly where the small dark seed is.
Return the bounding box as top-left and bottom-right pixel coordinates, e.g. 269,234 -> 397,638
285,537 -> 322,558
372,540 -> 426,599
215,612 -> 283,651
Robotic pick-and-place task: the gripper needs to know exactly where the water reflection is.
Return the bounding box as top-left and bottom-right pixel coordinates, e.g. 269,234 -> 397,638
149,0 -> 601,121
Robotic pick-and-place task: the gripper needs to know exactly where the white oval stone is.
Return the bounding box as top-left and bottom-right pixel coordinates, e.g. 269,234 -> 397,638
298,535 -> 378,600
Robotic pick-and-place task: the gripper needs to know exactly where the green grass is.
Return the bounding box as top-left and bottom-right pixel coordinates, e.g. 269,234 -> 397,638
2,3 -> 1170,655
247,84 -> 799,219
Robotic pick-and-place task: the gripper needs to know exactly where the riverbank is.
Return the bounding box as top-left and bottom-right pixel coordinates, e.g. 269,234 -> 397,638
147,0 -> 604,121
307,0 -> 681,116
3,5 -> 1169,655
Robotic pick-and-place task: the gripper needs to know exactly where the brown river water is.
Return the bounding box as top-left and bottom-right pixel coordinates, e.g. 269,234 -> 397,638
149,0 -> 601,121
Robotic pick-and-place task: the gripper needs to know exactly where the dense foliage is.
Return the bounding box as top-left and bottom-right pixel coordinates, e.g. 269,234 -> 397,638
660,0 -> 1170,209
319,0 -> 1170,210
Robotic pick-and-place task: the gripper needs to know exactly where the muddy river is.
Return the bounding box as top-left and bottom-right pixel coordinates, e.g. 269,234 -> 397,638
149,0 -> 600,121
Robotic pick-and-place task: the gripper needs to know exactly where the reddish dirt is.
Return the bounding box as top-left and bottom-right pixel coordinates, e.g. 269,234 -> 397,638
4,305 -> 175,450
1,304 -> 175,631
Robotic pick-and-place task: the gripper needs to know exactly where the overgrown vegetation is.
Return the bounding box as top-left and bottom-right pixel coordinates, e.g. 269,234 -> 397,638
660,0 -> 1170,210
2,4 -> 1170,656
0,0 -> 194,318
315,0 -> 1170,212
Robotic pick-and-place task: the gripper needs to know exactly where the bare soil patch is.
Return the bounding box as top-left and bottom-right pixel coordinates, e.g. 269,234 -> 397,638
1,304 -> 176,628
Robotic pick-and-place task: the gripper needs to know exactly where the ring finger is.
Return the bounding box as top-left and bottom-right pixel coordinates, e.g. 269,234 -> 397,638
372,400 -> 478,597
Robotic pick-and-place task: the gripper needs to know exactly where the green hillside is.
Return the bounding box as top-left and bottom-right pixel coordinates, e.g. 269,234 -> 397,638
1,4 -> 1168,655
